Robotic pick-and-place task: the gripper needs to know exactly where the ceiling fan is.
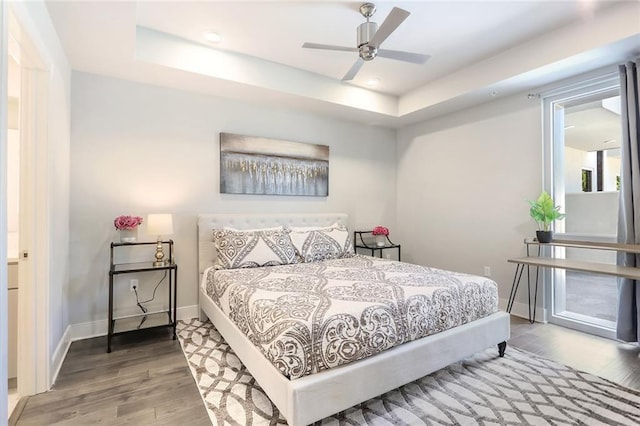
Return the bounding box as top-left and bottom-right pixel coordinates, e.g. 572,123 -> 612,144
302,3 -> 430,82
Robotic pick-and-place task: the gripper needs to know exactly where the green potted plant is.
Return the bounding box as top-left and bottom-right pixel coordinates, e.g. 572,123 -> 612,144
528,191 -> 565,243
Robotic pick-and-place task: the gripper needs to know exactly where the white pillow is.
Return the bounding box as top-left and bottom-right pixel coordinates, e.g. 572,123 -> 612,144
213,229 -> 300,269
289,226 -> 354,263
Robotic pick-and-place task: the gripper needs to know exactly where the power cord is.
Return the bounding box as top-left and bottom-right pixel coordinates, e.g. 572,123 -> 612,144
134,271 -> 167,328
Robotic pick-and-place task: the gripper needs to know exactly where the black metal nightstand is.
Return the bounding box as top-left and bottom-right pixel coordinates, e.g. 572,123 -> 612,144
353,231 -> 401,261
108,240 -> 177,353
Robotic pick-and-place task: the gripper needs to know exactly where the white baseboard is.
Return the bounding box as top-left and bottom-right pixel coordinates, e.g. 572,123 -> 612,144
50,325 -> 71,387
51,305 -> 200,385
69,319 -> 107,341
176,305 -> 200,321
67,304 -> 200,341
499,298 -> 547,323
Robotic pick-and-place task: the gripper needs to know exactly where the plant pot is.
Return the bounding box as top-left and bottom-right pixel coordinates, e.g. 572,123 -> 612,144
375,235 -> 386,247
536,230 -> 553,243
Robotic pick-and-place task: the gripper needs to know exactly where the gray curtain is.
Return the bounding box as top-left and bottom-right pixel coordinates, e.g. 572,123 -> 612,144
617,58 -> 640,343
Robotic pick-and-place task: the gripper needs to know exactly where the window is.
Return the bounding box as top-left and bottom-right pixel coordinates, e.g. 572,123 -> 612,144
543,73 -> 621,339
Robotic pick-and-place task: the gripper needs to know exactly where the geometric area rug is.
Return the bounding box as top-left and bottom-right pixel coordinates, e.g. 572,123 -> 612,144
177,318 -> 640,425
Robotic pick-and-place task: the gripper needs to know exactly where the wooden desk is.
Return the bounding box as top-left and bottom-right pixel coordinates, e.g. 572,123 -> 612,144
506,238 -> 640,323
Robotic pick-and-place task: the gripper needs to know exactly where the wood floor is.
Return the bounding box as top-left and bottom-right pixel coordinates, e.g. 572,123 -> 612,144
12,316 -> 640,425
12,328 -> 210,426
509,316 -> 640,390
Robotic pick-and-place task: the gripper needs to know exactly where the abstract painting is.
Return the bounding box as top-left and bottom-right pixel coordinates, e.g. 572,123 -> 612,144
220,133 -> 329,196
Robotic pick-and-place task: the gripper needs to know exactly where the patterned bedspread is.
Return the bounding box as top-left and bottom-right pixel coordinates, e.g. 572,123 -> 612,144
203,255 -> 498,380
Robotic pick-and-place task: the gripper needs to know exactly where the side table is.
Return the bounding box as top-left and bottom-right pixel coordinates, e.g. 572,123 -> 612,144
353,231 -> 401,261
108,240 -> 177,352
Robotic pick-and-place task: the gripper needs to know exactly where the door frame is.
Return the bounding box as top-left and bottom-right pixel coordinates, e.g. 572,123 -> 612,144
6,5 -> 52,400
1,0 -> 10,420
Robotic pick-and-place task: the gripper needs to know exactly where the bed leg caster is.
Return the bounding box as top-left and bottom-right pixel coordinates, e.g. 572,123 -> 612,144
498,341 -> 507,357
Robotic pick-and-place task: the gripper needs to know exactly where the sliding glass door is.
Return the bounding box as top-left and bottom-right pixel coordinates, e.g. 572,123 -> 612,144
545,75 -> 621,338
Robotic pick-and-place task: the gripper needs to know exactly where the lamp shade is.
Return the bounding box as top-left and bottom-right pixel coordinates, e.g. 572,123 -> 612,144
147,214 -> 173,236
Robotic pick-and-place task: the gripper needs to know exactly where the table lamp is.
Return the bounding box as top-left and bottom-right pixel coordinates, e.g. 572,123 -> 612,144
147,213 -> 173,266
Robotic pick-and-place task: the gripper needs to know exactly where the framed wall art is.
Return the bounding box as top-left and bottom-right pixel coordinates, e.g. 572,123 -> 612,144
220,133 -> 329,196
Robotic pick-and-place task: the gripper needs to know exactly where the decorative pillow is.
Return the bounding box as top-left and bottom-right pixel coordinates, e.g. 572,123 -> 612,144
289,226 -> 354,263
213,229 -> 300,269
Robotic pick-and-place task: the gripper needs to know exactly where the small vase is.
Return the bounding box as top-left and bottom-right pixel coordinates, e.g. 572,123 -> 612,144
375,235 -> 386,247
120,228 -> 138,243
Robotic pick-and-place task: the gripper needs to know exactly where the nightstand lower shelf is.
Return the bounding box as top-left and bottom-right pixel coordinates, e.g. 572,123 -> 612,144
111,311 -> 174,334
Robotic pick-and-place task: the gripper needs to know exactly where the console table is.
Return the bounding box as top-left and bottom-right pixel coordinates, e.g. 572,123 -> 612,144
507,238 -> 640,323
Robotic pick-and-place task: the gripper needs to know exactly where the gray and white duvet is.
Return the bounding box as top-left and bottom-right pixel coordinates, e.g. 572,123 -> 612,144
203,255 -> 498,380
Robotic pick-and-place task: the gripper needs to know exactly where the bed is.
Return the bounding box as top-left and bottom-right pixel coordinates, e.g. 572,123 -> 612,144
198,213 -> 510,426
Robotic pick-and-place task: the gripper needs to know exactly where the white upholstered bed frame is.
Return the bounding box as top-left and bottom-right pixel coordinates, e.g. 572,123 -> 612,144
197,213 -> 510,426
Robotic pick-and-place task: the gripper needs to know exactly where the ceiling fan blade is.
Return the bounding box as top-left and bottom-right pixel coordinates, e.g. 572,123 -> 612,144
377,49 -> 431,64
302,42 -> 357,53
342,58 -> 364,81
368,7 -> 410,48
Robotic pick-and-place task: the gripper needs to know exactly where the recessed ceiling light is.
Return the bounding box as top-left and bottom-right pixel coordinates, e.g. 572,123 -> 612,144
365,77 -> 380,87
603,139 -> 616,144
564,125 -> 575,130
203,31 -> 222,44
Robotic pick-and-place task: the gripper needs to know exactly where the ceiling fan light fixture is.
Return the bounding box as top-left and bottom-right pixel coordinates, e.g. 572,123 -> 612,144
302,3 -> 429,81
359,45 -> 377,61
203,31 -> 222,44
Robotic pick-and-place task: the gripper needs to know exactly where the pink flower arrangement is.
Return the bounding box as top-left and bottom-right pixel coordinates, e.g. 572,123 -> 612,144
114,215 -> 143,230
372,226 -> 389,236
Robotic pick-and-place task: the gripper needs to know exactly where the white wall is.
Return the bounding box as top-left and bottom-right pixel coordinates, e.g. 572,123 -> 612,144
603,151 -> 620,192
396,94 -> 542,312
565,146 -> 620,193
565,191 -> 619,263
565,146 -> 596,193
69,72 -> 397,327
565,191 -> 619,237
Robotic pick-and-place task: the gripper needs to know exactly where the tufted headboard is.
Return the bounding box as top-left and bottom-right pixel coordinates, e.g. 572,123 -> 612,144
197,213 -> 348,276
